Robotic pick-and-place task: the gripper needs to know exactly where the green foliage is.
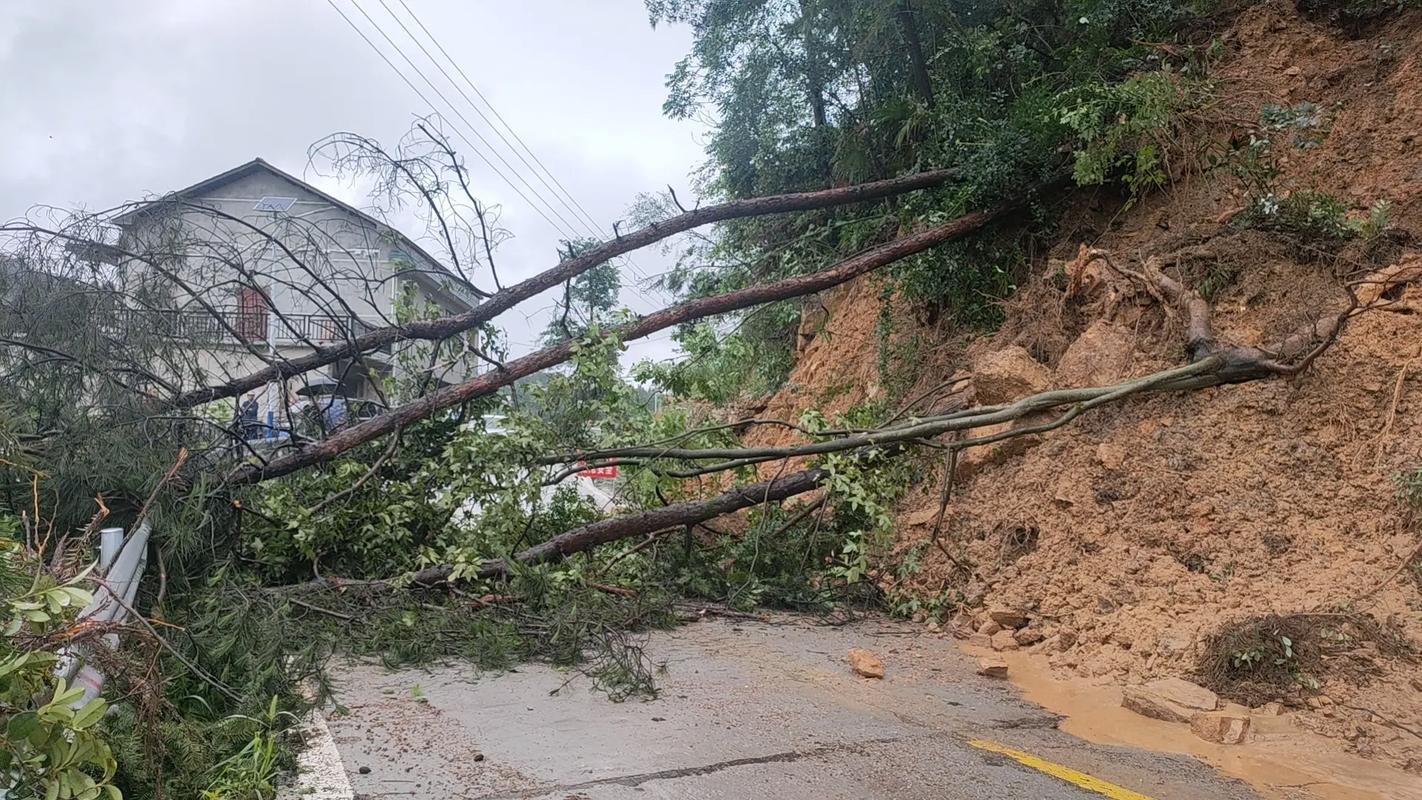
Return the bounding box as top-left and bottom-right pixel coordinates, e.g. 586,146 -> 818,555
1062,70 -> 1194,198
1224,104 -> 1393,243
1236,190 -> 1356,241
199,697 -> 292,800
638,0 -> 1225,404
0,541 -> 121,800
542,239 -> 623,346
1260,101 -> 1331,149
1394,465 -> 1422,515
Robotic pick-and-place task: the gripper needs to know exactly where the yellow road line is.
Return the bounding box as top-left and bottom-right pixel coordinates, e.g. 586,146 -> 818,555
967,739 -> 1156,800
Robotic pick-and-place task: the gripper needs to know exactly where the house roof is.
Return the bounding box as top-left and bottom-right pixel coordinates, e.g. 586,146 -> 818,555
110,157 -> 479,311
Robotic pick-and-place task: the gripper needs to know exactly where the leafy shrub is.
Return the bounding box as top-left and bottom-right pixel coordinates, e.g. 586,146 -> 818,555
1235,190 -> 1356,240
0,539 -> 122,800
1062,70 -> 1194,197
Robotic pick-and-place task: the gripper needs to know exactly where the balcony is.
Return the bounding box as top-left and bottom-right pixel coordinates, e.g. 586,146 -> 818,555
125,308 -> 393,354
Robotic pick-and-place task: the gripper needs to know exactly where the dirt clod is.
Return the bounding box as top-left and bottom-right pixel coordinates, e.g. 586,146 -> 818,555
1190,711 -> 1252,745
987,607 -> 1029,629
977,657 -> 1010,678
991,630 -> 1021,652
847,648 -> 885,679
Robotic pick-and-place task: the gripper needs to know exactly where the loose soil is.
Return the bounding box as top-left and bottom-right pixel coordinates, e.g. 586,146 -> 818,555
744,0 -> 1422,782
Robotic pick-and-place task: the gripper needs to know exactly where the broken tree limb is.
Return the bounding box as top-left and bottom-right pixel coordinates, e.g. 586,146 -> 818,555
228,206 -> 1001,484
407,467 -> 829,584
169,169 -> 962,410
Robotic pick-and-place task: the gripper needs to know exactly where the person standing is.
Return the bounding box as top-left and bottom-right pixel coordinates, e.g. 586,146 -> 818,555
239,394 -> 260,440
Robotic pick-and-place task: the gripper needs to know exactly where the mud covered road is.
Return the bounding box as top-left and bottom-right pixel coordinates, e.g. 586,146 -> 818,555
296,614 -> 1267,799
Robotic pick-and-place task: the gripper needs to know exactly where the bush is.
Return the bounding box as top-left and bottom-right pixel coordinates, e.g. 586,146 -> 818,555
1235,190 -> 1356,241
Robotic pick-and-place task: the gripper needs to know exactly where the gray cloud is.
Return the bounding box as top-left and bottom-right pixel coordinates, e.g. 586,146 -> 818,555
0,0 -> 706,364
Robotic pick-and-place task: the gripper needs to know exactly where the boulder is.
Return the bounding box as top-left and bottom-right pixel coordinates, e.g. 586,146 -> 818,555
1190,711 -> 1251,744
987,607 -> 1029,629
1121,678 -> 1220,723
968,632 -> 993,649
1014,627 -> 1045,647
978,619 -> 1004,636
1056,320 -> 1137,388
847,648 -> 885,679
949,612 -> 975,640
971,346 -> 1051,404
991,630 -> 1021,652
977,657 -> 1010,678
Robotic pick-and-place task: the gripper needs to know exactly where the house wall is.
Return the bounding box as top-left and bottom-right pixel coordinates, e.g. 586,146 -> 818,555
117,165 -> 479,424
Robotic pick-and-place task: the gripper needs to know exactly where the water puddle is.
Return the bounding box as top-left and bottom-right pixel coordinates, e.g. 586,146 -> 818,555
989,649 -> 1422,800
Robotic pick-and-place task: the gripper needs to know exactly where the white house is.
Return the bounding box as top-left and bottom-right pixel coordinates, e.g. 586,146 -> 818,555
109,158 -> 480,433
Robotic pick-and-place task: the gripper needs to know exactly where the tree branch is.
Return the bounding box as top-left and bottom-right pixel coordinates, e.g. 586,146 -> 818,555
168,169 -> 962,409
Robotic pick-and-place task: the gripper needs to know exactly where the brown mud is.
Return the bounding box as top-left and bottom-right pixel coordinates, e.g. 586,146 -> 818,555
743,0 -> 1422,786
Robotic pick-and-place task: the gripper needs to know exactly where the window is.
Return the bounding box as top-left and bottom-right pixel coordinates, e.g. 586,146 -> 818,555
235,285 -> 268,343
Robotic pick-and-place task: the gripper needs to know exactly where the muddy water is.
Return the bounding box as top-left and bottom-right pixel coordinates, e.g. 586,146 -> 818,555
987,648 -> 1422,800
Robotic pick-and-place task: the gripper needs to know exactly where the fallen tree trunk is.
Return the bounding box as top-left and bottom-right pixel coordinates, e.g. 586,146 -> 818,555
228,206 -> 1001,484
275,247 -> 1407,596
171,169 -> 960,409
408,467 -> 828,583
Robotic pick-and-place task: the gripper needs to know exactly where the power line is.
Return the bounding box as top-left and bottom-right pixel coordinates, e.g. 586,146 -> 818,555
378,0 -> 673,306
381,0 -> 602,237
391,0 -> 607,235
330,0 -> 585,243
332,0 -> 672,311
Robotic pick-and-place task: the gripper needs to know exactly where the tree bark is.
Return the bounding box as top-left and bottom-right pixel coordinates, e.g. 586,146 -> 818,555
409,467 -> 828,583
227,206 -> 1002,484
169,169 -> 961,410
896,0 -> 935,107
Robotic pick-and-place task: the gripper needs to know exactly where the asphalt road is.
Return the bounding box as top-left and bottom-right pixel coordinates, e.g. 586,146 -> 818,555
312,614 -> 1259,800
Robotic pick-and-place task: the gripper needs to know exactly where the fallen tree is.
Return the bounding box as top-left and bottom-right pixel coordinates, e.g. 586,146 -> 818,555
228,206 -> 1002,483
386,244 -> 1403,586
170,168 -> 961,409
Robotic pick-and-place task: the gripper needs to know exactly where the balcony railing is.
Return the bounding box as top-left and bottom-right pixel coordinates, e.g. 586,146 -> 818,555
123,308 -> 392,353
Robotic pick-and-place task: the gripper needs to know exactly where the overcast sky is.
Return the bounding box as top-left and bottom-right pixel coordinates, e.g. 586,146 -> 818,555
0,0 -> 706,364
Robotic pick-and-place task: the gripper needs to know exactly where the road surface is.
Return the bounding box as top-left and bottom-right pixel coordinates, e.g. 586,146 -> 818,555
303,613 -> 1259,800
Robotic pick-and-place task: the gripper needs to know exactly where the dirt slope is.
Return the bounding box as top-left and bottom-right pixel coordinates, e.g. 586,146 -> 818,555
748,0 -> 1422,778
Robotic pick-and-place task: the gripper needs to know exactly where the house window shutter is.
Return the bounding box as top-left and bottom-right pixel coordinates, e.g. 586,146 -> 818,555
236,286 -> 268,343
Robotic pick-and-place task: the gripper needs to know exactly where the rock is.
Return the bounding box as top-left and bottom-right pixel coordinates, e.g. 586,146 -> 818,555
1255,702 -> 1285,716
977,657 -> 1009,678
968,633 -> 993,649
1121,678 -> 1220,723
1057,629 -> 1078,649
1356,258 -> 1422,306
847,648 -> 885,678
978,619 -> 1004,636
358,766 -> 372,775
1055,319 -> 1137,387
971,346 -> 1051,404
1190,711 -> 1251,744
949,612 -> 975,639
991,630 -> 1021,651
1014,627 -> 1045,646
987,607 -> 1029,629
472,752 -> 485,762
1095,442 -> 1126,471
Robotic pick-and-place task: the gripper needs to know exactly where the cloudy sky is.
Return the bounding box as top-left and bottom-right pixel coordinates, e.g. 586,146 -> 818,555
0,0 -> 706,363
